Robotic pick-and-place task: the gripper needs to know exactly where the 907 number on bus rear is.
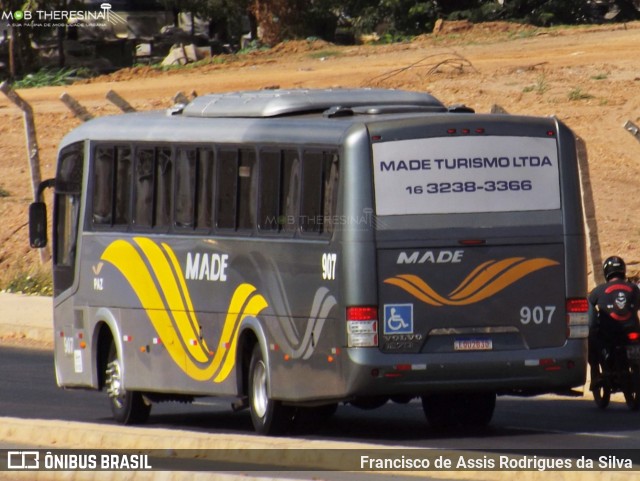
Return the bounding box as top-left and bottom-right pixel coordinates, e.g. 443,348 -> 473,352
520,305 -> 556,325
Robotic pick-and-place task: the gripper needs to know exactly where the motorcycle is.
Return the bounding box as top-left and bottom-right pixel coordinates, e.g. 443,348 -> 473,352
591,327 -> 640,410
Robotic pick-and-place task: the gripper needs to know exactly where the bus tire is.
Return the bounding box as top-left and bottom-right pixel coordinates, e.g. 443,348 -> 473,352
105,342 -> 151,424
624,364 -> 640,411
290,403 -> 338,434
421,394 -> 457,429
248,344 -> 293,435
457,392 -> 496,427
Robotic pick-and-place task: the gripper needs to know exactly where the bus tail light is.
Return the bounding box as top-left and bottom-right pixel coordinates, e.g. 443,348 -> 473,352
347,306 -> 378,347
566,298 -> 589,339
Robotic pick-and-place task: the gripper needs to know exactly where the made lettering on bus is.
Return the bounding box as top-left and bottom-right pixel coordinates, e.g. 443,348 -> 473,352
379,156 -> 553,172
185,252 -> 229,281
396,250 -> 464,264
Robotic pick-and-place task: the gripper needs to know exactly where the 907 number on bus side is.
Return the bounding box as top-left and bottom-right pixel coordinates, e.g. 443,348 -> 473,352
322,253 -> 337,280
520,305 -> 556,325
405,180 -> 533,195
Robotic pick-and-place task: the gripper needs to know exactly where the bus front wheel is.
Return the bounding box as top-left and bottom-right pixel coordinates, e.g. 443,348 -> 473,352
105,342 -> 151,424
248,344 -> 293,435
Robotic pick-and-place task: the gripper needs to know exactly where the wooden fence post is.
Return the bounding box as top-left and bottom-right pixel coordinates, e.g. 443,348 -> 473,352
60,92 -> 94,122
0,80 -> 50,263
105,90 -> 136,113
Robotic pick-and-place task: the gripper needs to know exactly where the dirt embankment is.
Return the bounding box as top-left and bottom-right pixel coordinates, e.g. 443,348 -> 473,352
1,21 -> 640,286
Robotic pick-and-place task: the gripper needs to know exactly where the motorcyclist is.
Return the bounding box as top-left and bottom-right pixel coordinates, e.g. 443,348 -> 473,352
588,256 -> 640,381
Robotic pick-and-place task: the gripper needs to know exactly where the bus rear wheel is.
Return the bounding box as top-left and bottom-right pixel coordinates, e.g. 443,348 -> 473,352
105,342 -> 151,424
422,394 -> 456,429
248,344 -> 294,435
457,392 -> 496,427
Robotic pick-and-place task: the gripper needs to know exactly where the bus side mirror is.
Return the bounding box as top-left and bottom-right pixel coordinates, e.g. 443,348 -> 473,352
29,202 -> 48,248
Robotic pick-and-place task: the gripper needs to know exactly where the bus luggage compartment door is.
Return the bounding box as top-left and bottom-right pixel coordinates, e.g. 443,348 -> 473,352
377,244 -> 566,355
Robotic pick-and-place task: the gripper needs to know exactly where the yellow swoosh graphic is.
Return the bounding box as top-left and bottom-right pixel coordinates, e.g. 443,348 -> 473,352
215,290 -> 268,383
101,238 -> 267,383
384,257 -> 559,306
385,275 -> 447,306
135,237 -> 210,362
447,260 -> 495,298
448,258 -> 522,299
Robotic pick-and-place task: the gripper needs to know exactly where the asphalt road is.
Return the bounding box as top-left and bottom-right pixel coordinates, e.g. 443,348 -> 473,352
3,345 -> 640,454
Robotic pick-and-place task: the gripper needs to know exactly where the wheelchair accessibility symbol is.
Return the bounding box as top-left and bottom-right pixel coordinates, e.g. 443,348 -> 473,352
383,304 -> 413,334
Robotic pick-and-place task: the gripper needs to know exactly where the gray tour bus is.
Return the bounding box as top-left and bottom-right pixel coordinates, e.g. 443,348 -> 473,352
29,88 -> 589,435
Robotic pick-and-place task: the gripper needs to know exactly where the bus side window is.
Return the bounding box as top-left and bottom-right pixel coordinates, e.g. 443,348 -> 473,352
155,147 -> 173,228
301,151 -> 324,233
92,145 -> 132,227
258,150 -> 281,232
323,152 -> 339,235
282,151 -> 299,233
114,146 -> 132,225
217,150 -> 238,229
299,150 -> 339,235
93,147 -> 114,225
134,148 -> 155,228
175,148 -> 196,228
238,149 -> 257,231
196,148 -> 214,229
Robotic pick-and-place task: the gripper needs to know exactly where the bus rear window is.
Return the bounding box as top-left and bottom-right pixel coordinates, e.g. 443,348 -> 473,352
372,136 -> 560,216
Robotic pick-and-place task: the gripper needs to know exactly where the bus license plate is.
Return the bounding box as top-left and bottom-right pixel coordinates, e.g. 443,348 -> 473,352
626,345 -> 640,360
454,339 -> 493,351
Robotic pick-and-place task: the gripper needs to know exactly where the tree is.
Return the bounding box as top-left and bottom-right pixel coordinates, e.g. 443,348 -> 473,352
271,0 -> 344,43
494,0 -> 637,25
1,0 -> 40,78
341,0 -> 440,36
249,0 -> 301,45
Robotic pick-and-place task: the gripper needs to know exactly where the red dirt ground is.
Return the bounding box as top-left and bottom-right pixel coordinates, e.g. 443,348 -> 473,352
1,20 -> 640,287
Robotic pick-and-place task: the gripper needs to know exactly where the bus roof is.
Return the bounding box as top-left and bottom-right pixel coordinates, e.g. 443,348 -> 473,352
57,88 -> 559,150
181,89 -> 446,118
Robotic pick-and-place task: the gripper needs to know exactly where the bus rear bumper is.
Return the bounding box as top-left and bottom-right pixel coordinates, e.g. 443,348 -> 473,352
343,341 -> 587,397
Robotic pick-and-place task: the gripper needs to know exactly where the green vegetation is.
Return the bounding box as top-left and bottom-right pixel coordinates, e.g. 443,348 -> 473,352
0,187 -> 9,198
307,50 -> 342,59
372,33 -> 414,45
568,87 -> 594,101
523,73 -> 549,95
13,68 -> 88,89
238,40 -> 271,55
591,73 -> 608,80
4,270 -> 53,296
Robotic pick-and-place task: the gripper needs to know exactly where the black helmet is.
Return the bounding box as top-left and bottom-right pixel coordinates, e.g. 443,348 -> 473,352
603,256 -> 626,281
